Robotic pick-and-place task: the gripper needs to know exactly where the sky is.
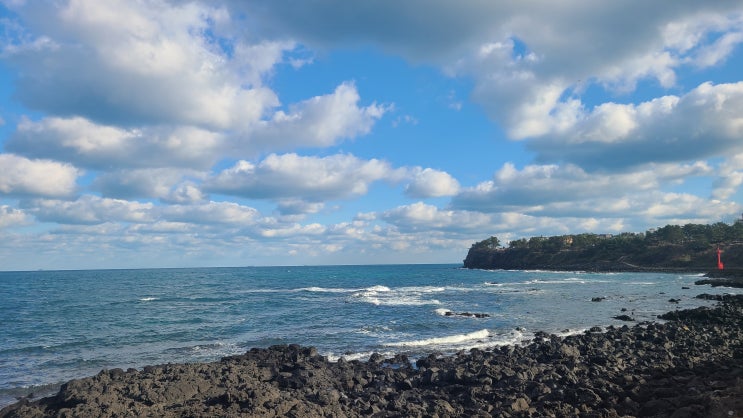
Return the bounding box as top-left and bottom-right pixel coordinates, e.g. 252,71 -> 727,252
0,1 -> 742,270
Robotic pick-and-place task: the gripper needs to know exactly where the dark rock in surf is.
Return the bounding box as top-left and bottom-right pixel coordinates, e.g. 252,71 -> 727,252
442,311 -> 490,318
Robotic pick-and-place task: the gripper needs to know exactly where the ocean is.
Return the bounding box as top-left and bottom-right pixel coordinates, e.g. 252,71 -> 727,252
0,264 -> 739,407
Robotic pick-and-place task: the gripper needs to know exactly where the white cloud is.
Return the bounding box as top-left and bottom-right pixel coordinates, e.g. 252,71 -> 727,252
0,153 -> 79,197
160,201 -> 259,226
404,168 -> 460,198
528,82 -> 743,169
232,0 -> 510,62
92,168 -> 206,202
691,31 -> 743,68
7,117 -> 222,170
130,221 -> 195,234
259,222 -> 326,238
381,202 -> 492,233
462,5 -> 743,140
452,161 -> 713,213
713,171 -> 743,200
27,195 -> 154,225
3,0 -> 284,129
244,1 -> 742,147
165,182 -> 207,205
443,158 -> 742,232
713,153 -> 743,200
205,153 -> 402,201
643,192 -> 740,221
243,82 -> 390,153
20,198 -> 263,248
0,205 -> 31,228
276,199 -> 325,216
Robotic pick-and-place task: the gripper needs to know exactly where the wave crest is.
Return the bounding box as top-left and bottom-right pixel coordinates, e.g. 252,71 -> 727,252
386,329 -> 491,347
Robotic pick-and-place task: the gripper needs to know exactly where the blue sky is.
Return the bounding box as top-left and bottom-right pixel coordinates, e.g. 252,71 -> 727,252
1,1 -> 742,270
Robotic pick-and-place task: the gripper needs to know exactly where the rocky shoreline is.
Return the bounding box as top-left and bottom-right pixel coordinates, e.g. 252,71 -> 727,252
3,295 -> 743,417
695,269 -> 743,288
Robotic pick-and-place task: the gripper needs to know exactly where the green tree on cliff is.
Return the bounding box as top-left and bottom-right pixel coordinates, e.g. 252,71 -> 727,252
472,236 -> 501,250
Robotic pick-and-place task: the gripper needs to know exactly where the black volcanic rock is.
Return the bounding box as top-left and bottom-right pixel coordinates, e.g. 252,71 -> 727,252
442,310 -> 491,318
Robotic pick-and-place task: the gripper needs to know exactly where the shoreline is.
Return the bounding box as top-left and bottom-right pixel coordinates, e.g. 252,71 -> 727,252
3,291 -> 742,417
696,269 -> 743,288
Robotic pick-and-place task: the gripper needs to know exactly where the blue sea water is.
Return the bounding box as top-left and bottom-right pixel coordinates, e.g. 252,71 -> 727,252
0,264 -> 740,407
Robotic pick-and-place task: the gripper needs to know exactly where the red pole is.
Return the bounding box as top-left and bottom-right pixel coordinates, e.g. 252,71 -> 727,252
717,247 -> 724,270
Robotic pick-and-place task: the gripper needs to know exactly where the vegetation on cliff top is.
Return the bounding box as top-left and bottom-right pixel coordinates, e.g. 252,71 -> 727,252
464,221 -> 743,271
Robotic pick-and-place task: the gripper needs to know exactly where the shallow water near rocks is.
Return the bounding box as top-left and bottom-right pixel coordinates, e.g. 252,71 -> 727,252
1,264 -> 739,407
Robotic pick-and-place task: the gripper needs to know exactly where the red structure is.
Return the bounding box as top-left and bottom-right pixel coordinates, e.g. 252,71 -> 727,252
717,247 -> 724,270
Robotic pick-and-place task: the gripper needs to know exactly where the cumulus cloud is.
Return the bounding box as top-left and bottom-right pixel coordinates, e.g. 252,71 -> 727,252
452,161 -> 713,214
0,205 -> 31,228
258,222 -> 326,238
276,199 -> 325,216
457,4 -> 743,141
25,196 -> 263,229
5,89 -> 388,171
2,0 -> 284,129
242,82 -> 390,153
0,154 -> 79,197
528,82 -> 743,170
712,153 -> 743,200
160,201 -> 259,226
205,153 -> 403,201
234,0 -> 508,61
446,160 -> 742,233
404,168 -> 460,198
240,1 -> 743,143
381,202 -> 492,233
26,195 -> 154,225
165,182 -> 207,205
92,168 -> 206,202
6,117 -> 222,170
642,192 -> 740,221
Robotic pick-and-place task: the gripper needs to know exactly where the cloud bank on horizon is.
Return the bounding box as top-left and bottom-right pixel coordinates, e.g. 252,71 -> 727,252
0,0 -> 742,270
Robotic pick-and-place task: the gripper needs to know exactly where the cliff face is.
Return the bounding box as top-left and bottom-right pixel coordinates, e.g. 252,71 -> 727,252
463,242 -> 743,272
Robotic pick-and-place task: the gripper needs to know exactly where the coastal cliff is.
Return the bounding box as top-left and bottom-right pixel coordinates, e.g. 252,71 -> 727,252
463,222 -> 743,272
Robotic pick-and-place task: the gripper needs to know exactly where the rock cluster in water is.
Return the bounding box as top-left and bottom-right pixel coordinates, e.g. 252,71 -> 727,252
3,296 -> 743,417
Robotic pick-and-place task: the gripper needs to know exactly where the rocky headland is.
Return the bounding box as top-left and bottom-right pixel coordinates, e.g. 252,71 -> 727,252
3,292 -> 743,417
462,223 -> 743,273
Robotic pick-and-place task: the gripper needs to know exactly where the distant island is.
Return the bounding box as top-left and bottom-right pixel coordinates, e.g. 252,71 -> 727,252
463,220 -> 743,277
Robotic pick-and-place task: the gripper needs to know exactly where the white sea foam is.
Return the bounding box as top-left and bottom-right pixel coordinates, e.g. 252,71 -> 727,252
297,286 -> 359,293
325,350 -> 397,363
139,297 -> 158,301
554,328 -> 588,338
435,308 -> 452,316
385,329 -> 491,347
351,285 -> 442,306
397,286 -> 446,293
524,279 -> 585,285
355,324 -> 392,336
164,341 -> 242,361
